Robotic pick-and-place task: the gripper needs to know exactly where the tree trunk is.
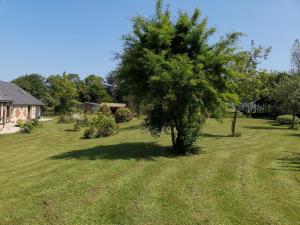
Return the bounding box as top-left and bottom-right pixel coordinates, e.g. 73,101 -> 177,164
174,135 -> 186,155
291,113 -> 296,129
170,127 -> 186,155
231,107 -> 238,137
171,125 -> 176,147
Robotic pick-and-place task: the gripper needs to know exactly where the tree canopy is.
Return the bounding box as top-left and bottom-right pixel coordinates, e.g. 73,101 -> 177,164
11,72 -> 113,113
272,75 -> 300,129
229,42 -> 271,136
47,74 -> 78,113
12,74 -> 52,105
117,0 -> 242,154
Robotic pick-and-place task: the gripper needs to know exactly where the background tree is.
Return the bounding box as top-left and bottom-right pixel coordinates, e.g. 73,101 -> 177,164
47,74 -> 78,113
230,42 -> 271,136
118,0 -> 242,154
105,70 -> 127,102
12,74 -> 52,105
79,75 -> 111,103
105,70 -> 141,113
291,39 -> 300,74
272,75 -> 300,129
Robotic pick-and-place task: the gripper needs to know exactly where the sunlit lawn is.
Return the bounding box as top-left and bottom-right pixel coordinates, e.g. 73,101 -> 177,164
0,118 -> 299,225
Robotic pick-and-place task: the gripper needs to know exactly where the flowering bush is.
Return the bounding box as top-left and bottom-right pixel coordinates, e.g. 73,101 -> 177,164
73,113 -> 84,122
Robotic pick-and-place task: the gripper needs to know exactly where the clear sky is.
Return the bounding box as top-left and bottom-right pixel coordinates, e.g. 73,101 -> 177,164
0,0 -> 299,81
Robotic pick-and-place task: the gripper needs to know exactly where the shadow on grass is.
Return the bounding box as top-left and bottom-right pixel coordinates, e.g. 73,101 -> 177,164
201,133 -> 229,138
273,152 -> 300,172
119,124 -> 144,132
49,142 -> 182,161
286,133 -> 300,138
243,125 -> 285,130
64,129 -> 76,132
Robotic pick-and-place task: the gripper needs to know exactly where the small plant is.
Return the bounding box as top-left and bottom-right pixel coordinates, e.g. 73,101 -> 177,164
74,123 -> 81,132
276,115 -> 300,126
83,114 -> 91,126
20,121 -> 35,134
31,118 -> 39,127
115,108 -> 133,123
83,127 -> 96,139
16,119 -> 25,127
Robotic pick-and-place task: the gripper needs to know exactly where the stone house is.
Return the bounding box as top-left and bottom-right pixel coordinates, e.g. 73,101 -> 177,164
0,81 -> 44,132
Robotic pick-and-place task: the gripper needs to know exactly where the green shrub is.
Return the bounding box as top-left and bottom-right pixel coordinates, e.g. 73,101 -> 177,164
31,118 -> 39,127
98,105 -> 112,116
96,115 -> 118,137
83,127 -> 96,139
20,121 -> 35,134
276,115 -> 300,125
74,123 -> 81,132
115,108 -> 133,123
83,114 -> 91,126
82,114 -> 118,139
16,119 -> 25,127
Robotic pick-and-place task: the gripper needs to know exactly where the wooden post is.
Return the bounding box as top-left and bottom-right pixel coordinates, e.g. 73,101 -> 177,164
3,104 -> 6,128
0,103 -> 3,128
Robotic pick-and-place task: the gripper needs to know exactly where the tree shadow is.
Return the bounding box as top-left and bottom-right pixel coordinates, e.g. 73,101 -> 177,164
266,121 -> 284,127
201,133 -> 229,138
49,142 -> 181,161
287,133 -> 300,138
64,129 -> 76,132
119,124 -> 144,132
273,152 -> 300,172
243,125 -> 285,130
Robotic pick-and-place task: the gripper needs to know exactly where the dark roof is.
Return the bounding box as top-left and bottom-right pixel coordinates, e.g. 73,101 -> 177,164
0,81 -> 44,106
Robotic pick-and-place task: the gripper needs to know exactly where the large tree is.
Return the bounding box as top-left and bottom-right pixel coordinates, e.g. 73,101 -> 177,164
117,0 -> 242,154
230,42 -> 271,136
105,70 -> 127,103
272,75 -> 300,129
291,39 -> 300,74
46,74 -> 78,113
78,75 -> 111,103
12,74 -> 52,105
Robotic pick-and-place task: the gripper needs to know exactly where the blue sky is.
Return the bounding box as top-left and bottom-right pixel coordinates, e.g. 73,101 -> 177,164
0,0 -> 299,81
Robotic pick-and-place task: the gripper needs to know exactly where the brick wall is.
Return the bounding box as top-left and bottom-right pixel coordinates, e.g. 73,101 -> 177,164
11,106 -> 42,123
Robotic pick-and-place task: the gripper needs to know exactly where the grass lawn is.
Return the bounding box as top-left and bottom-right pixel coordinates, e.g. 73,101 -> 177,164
0,118 -> 299,225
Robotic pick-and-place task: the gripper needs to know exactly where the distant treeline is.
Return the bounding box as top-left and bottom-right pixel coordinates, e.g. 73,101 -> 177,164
11,71 -> 129,113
